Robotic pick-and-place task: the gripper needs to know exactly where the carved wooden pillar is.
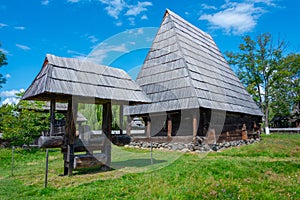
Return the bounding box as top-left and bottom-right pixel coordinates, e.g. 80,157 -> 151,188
167,113 -> 172,138
102,102 -> 112,167
146,115 -> 151,138
192,110 -> 198,138
241,123 -> 248,140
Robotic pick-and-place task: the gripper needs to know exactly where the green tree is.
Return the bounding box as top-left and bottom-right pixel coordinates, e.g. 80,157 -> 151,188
0,94 -> 49,146
226,33 -> 286,129
269,54 -> 300,120
0,43 -> 8,89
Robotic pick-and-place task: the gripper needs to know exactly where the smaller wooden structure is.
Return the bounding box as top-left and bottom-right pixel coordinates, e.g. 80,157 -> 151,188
22,54 -> 150,175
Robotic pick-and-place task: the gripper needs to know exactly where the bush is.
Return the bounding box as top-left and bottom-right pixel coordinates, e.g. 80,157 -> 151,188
0,101 -> 49,147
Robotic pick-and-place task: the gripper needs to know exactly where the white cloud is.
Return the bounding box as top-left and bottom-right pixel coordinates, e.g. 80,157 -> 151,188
67,0 -> 80,3
14,26 -> 25,30
250,0 -> 276,7
201,3 -> 217,10
98,0 -> 153,25
115,21 -> 123,26
41,0 -> 50,5
137,28 -> 143,35
0,89 -> 24,97
88,43 -> 128,64
99,0 -> 126,19
128,17 -> 135,26
0,23 -> 8,28
125,1 -> 152,16
2,97 -> 20,105
16,44 -> 31,51
141,14 -> 148,20
0,88 -> 25,105
88,35 -> 98,43
67,50 -> 87,60
199,0 -> 273,35
5,74 -> 11,79
0,48 -> 9,55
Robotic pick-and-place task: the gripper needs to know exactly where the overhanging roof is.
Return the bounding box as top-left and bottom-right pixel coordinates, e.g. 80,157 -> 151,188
22,54 -> 151,105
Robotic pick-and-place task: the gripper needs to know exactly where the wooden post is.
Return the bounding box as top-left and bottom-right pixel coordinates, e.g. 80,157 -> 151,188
49,99 -> 56,136
167,113 -> 172,138
11,146 -> 14,176
102,102 -> 112,168
64,99 -> 77,176
144,115 -> 151,138
126,116 -> 132,136
44,149 -> 49,188
119,105 -> 123,135
193,110 -> 198,138
45,99 -> 55,187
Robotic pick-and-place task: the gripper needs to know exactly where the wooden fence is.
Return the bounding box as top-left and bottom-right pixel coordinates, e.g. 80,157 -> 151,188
269,128 -> 300,133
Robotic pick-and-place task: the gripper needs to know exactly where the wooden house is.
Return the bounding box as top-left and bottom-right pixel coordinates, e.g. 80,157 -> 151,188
126,10 -> 263,143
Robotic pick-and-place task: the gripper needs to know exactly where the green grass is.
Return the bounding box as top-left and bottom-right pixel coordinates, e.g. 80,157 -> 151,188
0,134 -> 300,199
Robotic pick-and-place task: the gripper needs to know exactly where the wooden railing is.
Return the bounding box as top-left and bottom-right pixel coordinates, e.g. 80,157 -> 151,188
269,128 -> 300,133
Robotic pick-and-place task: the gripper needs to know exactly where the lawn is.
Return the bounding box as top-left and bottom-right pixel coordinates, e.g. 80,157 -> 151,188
0,134 -> 299,199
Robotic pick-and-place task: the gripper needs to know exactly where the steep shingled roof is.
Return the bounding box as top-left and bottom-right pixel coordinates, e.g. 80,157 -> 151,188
127,9 -> 263,116
22,54 -> 151,104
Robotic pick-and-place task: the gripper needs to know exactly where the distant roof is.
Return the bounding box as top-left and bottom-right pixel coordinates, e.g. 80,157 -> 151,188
127,9 -> 263,116
22,54 -> 151,105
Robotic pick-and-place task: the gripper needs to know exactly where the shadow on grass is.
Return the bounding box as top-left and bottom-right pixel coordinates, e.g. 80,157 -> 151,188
71,158 -> 167,175
112,158 -> 166,168
72,165 -> 114,175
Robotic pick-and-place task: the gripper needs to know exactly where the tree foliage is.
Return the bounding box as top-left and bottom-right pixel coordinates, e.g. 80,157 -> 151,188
0,43 -> 8,89
0,96 -> 49,147
226,33 -> 299,127
78,103 -> 125,130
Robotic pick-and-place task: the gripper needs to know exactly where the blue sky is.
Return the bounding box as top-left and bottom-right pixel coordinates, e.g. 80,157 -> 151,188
0,0 -> 299,104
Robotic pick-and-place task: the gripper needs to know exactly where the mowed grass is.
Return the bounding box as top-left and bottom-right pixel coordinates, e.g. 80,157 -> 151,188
0,134 -> 299,199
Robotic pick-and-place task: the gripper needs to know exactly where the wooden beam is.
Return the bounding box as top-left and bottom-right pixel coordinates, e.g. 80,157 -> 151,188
38,136 -> 63,148
102,102 -> 112,168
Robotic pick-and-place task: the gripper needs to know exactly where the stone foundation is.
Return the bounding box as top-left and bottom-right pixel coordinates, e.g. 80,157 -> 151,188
125,138 -> 260,152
